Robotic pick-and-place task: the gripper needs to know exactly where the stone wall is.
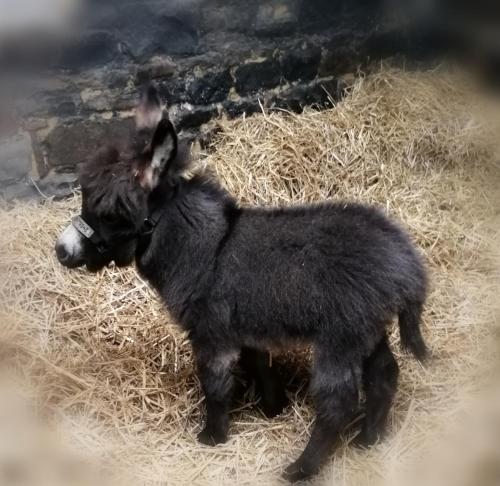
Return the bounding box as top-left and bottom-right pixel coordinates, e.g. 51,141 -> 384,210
0,0 -> 423,200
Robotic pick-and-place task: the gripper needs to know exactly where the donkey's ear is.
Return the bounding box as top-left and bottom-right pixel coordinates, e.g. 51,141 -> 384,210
150,118 -> 177,174
135,84 -> 164,131
136,118 -> 178,191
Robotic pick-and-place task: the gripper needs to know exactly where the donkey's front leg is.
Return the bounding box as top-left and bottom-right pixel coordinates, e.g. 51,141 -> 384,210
195,346 -> 239,446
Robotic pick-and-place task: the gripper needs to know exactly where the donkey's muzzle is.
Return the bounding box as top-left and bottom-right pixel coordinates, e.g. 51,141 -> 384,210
55,242 -> 69,264
55,241 -> 84,268
55,222 -> 86,268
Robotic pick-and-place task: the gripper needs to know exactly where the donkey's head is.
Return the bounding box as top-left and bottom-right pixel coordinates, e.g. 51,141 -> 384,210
55,85 -> 185,271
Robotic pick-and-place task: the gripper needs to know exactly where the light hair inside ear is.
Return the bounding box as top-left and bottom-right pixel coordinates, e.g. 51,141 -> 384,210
136,106 -> 163,131
152,136 -> 175,171
139,165 -> 157,191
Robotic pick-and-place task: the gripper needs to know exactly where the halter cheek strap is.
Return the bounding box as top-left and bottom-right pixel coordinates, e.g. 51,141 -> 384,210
136,205 -> 165,257
138,183 -> 178,246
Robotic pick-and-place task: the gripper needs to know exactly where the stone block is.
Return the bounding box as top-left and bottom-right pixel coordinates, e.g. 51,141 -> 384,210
0,181 -> 40,201
36,169 -> 78,199
186,69 -> 233,105
42,117 -> 135,170
80,88 -> 135,113
234,58 -> 282,95
280,45 -> 321,82
0,132 -> 33,183
47,96 -> 80,117
272,78 -> 339,112
222,98 -> 262,119
135,57 -> 178,83
319,43 -> 361,77
102,68 -> 134,90
158,78 -> 190,106
173,105 -> 219,131
255,1 -> 298,37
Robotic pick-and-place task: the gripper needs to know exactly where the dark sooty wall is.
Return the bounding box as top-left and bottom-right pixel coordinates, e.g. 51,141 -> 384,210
0,0 -> 432,200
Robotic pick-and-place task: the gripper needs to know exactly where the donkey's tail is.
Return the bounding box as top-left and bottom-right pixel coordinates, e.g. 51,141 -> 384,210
398,300 -> 428,361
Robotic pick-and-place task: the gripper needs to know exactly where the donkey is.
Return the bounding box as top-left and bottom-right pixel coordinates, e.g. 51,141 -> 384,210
55,85 -> 428,482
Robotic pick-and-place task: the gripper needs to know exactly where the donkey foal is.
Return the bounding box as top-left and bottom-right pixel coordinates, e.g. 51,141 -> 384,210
55,85 -> 428,482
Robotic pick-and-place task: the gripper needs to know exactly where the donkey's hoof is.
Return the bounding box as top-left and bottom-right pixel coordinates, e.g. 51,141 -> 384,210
197,427 -> 227,446
282,459 -> 316,483
352,428 -> 379,449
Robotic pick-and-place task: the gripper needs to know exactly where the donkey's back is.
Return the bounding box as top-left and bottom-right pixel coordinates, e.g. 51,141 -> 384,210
208,199 -> 426,353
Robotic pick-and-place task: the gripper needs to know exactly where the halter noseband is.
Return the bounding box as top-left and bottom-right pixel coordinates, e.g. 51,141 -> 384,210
71,216 -> 109,254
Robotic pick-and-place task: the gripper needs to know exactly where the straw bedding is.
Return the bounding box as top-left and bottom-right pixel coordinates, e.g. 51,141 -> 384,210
0,69 -> 499,485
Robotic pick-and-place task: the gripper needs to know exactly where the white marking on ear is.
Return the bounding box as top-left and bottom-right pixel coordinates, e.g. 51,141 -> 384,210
136,105 -> 163,131
57,223 -> 84,258
139,165 -> 156,191
135,85 -> 165,130
151,136 -> 175,171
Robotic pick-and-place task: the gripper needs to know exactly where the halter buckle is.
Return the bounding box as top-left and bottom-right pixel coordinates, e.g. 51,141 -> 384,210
141,218 -> 155,236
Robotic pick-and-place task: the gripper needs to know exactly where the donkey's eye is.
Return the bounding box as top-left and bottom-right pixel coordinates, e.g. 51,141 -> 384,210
102,215 -> 131,231
102,215 -> 123,228
102,215 -> 116,224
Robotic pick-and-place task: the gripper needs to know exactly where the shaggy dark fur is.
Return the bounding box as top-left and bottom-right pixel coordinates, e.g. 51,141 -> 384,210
55,86 -> 428,482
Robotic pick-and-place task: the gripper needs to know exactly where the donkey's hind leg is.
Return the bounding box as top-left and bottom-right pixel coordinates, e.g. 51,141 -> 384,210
283,346 -> 360,482
355,335 -> 399,448
239,347 -> 288,418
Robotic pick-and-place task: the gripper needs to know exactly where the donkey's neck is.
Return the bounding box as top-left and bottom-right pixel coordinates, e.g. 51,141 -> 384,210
136,177 -> 237,322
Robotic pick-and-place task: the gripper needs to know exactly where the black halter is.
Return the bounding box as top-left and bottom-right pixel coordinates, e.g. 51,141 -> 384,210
137,182 -> 178,250
140,206 -> 164,237
71,216 -> 108,254
71,206 -> 165,255
71,183 -> 177,255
